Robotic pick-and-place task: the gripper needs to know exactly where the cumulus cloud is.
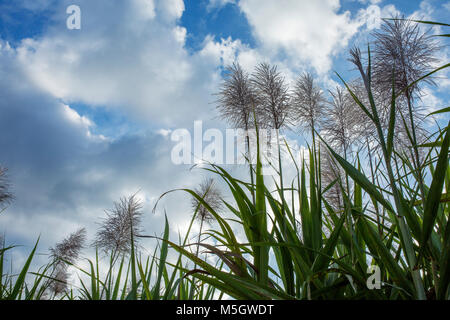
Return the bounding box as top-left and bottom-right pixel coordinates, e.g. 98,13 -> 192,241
237,0 -> 364,74
13,0 -> 226,127
410,0 -> 435,20
8,0 -> 409,130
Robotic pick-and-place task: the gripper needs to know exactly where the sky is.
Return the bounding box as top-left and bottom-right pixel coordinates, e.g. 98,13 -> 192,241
0,0 -> 449,269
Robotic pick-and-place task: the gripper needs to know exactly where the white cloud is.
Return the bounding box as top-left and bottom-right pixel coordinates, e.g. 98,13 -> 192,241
173,25 -> 187,43
420,86 -> 444,118
157,0 -> 185,20
238,0 -> 364,74
234,0 -> 409,80
410,0 -> 435,20
200,36 -> 246,67
9,0 -> 408,127
354,3 -> 399,33
62,104 -> 92,130
14,0 -> 222,127
133,0 -> 156,20
207,0 -> 236,11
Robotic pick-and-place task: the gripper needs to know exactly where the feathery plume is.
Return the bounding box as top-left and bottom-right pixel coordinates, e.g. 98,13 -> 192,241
93,194 -> 143,255
372,15 -> 440,101
251,62 -> 292,130
292,72 -> 326,135
216,62 -> 258,130
50,228 -> 87,265
48,228 -> 86,296
191,177 -> 223,224
320,148 -> 345,212
322,86 -> 361,158
0,166 -> 13,208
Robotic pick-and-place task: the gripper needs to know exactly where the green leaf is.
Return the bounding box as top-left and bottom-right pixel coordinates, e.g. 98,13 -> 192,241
152,214 -> 170,300
319,136 -> 394,212
438,216 -> 450,299
427,106 -> 450,117
387,69 -> 396,159
254,125 -> 268,286
313,211 -> 345,273
421,123 -> 450,250
8,238 -> 39,300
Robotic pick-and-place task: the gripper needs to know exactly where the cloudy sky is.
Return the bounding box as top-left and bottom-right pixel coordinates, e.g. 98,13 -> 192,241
0,0 -> 449,266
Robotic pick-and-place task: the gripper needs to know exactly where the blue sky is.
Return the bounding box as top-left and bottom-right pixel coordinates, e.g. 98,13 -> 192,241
0,0 -> 448,267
